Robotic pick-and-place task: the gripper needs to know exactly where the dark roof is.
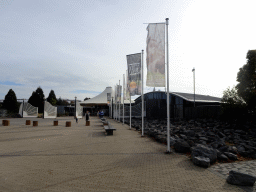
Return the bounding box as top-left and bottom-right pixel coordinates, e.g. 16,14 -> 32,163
171,92 -> 221,103
138,91 -> 221,103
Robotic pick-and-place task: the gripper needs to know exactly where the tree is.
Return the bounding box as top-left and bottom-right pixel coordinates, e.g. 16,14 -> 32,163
56,97 -> 69,106
221,87 -> 246,122
84,97 -> 90,101
3,89 -> 19,113
236,50 -> 256,115
28,87 -> 45,113
47,90 -> 57,106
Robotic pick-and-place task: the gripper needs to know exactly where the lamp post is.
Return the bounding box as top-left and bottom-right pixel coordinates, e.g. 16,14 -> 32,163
192,68 -> 195,107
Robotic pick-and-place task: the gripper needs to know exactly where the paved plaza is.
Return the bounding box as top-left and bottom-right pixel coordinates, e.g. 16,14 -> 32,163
0,116 -> 255,191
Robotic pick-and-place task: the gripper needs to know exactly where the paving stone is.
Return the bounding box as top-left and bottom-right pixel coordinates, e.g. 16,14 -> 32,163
0,117 -> 245,192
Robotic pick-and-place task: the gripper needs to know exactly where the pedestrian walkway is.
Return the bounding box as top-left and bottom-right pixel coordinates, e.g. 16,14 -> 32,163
0,116 -> 251,191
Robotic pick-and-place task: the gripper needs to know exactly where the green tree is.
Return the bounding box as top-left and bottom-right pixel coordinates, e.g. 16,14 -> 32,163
47,90 -> 57,106
3,89 -> 19,113
56,97 -> 69,105
84,97 -> 90,101
236,50 -> 256,115
221,87 -> 246,122
28,87 -> 45,113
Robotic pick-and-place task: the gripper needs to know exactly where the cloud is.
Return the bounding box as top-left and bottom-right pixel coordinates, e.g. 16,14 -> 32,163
71,90 -> 101,94
0,81 -> 22,86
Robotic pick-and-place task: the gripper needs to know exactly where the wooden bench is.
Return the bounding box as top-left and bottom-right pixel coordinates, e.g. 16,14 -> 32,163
104,122 -> 116,136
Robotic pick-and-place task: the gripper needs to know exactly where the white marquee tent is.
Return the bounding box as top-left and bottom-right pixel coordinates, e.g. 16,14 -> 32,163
79,86 -> 134,106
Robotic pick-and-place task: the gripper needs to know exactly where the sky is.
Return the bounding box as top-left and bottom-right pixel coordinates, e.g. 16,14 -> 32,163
1,0 -> 256,101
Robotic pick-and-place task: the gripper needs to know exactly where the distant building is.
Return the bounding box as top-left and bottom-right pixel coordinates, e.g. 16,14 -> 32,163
135,91 -> 221,119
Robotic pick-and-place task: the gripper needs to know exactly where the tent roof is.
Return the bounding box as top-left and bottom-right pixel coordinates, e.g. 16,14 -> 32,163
80,87 -> 134,106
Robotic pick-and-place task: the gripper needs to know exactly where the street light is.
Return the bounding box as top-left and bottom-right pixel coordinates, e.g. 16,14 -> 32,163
192,68 -> 195,107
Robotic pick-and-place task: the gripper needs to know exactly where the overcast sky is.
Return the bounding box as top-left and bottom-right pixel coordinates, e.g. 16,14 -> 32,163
1,0 -> 256,101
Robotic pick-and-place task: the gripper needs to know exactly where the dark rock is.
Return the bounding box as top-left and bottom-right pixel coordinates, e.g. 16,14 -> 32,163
218,153 -> 229,161
224,152 -> 238,160
191,144 -> 217,164
237,145 -> 246,154
174,140 -> 190,153
210,142 -> 219,149
192,156 -> 210,168
218,146 -> 229,153
199,137 -> 208,141
186,130 -> 195,137
169,137 -> 176,146
196,133 -> 205,137
251,153 -> 256,159
187,140 -> 195,147
227,171 -> 256,186
180,134 -> 187,140
207,131 -> 215,137
228,146 -> 237,154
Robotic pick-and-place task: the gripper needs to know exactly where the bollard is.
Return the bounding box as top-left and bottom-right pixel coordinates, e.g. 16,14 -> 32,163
86,120 -> 90,126
66,121 -> 71,127
53,121 -> 58,126
33,121 -> 38,127
26,120 -> 31,125
2,120 -> 10,126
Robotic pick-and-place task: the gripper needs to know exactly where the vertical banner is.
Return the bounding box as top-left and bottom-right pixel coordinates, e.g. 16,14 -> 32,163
123,74 -> 126,100
117,85 -> 122,103
125,70 -> 130,100
115,85 -> 117,103
146,23 -> 165,87
127,53 -> 142,96
107,93 -> 111,104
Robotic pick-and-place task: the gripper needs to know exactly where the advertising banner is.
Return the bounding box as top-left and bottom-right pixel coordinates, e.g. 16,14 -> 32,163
146,23 -> 165,87
127,53 -> 141,96
117,85 -> 122,103
115,85 -> 117,103
125,70 -> 130,100
107,93 -> 111,104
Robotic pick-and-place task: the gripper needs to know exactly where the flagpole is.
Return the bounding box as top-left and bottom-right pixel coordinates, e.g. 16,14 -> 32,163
123,74 -> 125,125
130,94 -> 131,129
166,18 -> 171,153
119,80 -> 121,122
22,99 -> 24,118
141,50 -> 144,137
115,85 -> 116,120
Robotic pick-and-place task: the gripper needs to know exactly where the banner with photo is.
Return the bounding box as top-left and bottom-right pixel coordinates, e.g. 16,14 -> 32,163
117,85 -> 122,103
127,53 -> 141,96
115,85 -> 117,103
146,23 -> 165,87
107,93 -> 111,104
125,70 -> 130,100
123,74 -> 126,100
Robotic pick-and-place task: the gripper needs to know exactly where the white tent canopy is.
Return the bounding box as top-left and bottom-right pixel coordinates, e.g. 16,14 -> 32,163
80,86 -> 134,106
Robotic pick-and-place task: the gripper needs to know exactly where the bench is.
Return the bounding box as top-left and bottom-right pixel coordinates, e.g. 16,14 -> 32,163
104,122 -> 116,136
102,120 -> 108,126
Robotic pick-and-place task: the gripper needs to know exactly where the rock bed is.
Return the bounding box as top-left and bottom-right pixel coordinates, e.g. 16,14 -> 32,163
124,118 -> 256,168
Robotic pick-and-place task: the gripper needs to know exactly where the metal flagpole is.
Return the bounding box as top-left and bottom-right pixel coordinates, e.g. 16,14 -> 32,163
75,96 -> 77,119
130,95 -> 131,129
141,50 -> 144,137
123,74 -> 125,125
119,80 -> 120,122
193,68 -> 195,107
115,85 -> 117,120
22,99 -> 24,118
166,18 -> 171,153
